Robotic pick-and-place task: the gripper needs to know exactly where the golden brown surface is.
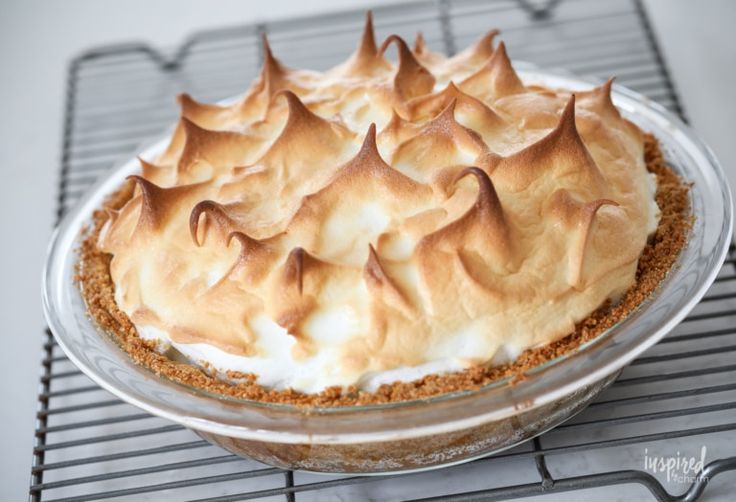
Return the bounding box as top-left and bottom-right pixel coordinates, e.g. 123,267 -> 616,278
76,133 -> 690,407
95,16 -> 665,392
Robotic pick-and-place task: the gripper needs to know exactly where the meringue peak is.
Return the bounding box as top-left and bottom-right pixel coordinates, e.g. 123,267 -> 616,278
422,29 -> 501,81
413,31 -> 428,55
412,32 -> 445,69
138,156 -> 172,186
380,34 -> 436,101
576,77 -> 620,119
283,246 -> 308,295
177,92 -> 266,134
224,230 -> 275,284
260,33 -> 289,91
229,33 -> 319,125
492,95 -> 606,193
278,90 -> 332,132
358,11 -> 378,58
332,11 -> 391,77
377,109 -> 421,149
457,30 -> 500,65
178,117 -> 264,180
275,90 -> 352,147
422,100 -> 487,150
176,93 -> 231,129
418,166 -> 511,261
546,189 -> 620,288
126,175 -> 205,233
406,81 -> 505,129
459,41 -> 525,99
345,124 -> 434,205
391,100 -> 488,179
227,230 -> 266,253
286,123 -> 433,265
342,123 -> 428,190
189,200 -> 237,246
253,91 -> 355,182
364,243 -> 413,312
452,167 -> 506,228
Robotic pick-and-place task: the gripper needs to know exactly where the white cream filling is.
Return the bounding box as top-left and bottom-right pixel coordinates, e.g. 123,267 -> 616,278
139,321 -> 530,394
145,329 -> 474,394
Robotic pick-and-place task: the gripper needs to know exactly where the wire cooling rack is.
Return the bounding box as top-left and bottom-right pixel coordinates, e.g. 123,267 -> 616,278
32,0 -> 736,500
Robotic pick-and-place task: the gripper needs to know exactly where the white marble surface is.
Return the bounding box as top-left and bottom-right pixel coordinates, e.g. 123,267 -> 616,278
0,0 -> 734,500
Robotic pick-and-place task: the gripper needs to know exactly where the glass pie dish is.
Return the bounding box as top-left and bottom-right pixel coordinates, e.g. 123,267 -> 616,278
42,69 -> 732,474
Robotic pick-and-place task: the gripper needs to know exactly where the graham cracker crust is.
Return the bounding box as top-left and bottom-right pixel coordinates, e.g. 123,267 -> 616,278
75,134 -> 691,407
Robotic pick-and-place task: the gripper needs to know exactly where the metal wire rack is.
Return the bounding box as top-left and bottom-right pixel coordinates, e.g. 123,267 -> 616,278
32,0 -> 736,500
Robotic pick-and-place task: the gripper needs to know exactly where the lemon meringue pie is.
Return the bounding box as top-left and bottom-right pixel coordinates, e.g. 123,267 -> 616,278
79,13 -> 689,400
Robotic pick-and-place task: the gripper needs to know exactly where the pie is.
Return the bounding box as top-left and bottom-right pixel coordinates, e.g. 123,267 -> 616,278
77,13 -> 690,406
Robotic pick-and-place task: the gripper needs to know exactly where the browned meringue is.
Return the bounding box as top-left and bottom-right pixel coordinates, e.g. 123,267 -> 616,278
97,13 -> 659,392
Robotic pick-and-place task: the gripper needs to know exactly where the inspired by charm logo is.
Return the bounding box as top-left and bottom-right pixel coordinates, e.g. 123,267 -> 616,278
644,446 -> 708,483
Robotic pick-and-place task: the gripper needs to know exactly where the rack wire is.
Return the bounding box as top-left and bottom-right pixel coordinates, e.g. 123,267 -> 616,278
32,0 -> 736,500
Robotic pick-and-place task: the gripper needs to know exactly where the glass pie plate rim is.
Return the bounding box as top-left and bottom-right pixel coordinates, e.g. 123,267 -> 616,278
42,68 -> 733,445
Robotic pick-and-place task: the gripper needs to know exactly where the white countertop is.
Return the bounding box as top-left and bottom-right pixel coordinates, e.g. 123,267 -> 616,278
0,0 -> 734,500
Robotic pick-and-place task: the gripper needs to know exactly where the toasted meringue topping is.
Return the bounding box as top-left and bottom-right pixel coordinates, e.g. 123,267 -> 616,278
98,14 -> 659,393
